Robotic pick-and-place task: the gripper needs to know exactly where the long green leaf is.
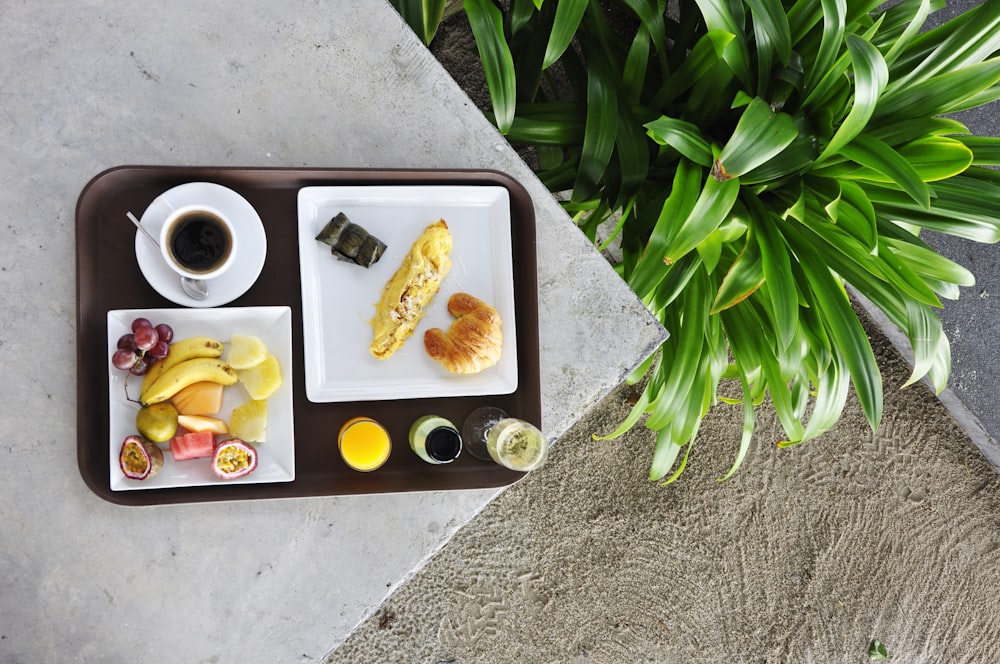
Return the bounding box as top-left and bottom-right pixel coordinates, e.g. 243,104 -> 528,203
745,0 -> 792,96
511,0 -> 538,35
693,0 -> 752,86
956,135 -> 1000,166
803,0 -> 846,96
717,368 -> 756,481
711,234 -> 765,313
876,206 -> 1000,243
866,117 -> 969,146
877,58 -> 1000,121
623,26 -> 651,105
798,351 -> 849,442
663,174 -> 741,265
392,0 -> 447,44
542,0 -> 588,68
715,98 -> 798,179
744,301 -> 806,442
652,30 -> 735,107
647,274 -> 709,430
649,427 -> 684,482
751,204 -> 798,349
816,34 -> 888,163
646,253 -> 704,311
837,135 -> 930,208
465,0 -> 517,133
901,297 -> 947,390
592,381 -> 652,440
613,102 -> 651,208
836,180 -> 877,249
888,0 -> 1000,90
859,137 -> 972,183
572,32 -> 618,202
505,116 -> 584,145
880,0 -> 934,66
630,161 -> 703,298
644,117 -> 714,166
784,223 -> 883,432
882,236 -> 975,289
621,0 -> 666,47
793,192 -> 942,308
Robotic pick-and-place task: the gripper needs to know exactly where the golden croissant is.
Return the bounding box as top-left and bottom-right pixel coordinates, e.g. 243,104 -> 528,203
370,219 -> 452,360
424,293 -> 503,374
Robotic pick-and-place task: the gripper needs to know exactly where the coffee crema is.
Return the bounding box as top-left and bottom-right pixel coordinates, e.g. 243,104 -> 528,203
166,211 -> 233,273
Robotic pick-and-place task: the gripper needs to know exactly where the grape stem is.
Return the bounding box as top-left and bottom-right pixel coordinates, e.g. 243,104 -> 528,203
122,353 -> 146,404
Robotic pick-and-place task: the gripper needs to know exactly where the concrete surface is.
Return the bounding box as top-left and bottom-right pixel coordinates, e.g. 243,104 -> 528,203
0,2 -> 663,662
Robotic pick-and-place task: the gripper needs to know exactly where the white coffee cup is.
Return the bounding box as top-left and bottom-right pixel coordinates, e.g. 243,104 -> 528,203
159,204 -> 237,280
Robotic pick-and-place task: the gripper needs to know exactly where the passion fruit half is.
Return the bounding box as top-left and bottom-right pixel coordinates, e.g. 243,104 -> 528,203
119,434 -> 164,480
211,438 -> 258,480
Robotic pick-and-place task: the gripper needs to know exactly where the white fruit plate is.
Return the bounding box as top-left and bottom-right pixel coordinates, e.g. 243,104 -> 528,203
106,306 -> 295,491
297,185 -> 519,403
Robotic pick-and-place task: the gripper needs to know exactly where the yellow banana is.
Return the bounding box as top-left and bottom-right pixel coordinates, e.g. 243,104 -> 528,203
140,357 -> 237,406
141,337 -> 225,399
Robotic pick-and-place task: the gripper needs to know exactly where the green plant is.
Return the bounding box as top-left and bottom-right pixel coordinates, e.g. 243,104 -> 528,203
868,638 -> 889,659
419,0 -> 1000,482
389,0 -> 449,45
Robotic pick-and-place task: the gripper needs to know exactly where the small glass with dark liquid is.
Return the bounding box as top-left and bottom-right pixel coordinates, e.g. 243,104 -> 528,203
409,416 -> 462,464
160,205 -> 236,279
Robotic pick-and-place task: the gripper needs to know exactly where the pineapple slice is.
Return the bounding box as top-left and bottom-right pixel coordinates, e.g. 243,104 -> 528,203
230,399 -> 268,442
227,334 -> 269,370
238,354 -> 283,400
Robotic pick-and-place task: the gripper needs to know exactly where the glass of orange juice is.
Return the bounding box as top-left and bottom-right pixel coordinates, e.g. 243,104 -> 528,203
338,416 -> 391,472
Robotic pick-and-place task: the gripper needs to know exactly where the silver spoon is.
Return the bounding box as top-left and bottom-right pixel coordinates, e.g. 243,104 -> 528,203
126,211 -> 209,301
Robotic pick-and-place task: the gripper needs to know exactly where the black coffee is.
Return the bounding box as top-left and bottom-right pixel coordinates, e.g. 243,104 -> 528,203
167,211 -> 232,273
426,426 -> 462,462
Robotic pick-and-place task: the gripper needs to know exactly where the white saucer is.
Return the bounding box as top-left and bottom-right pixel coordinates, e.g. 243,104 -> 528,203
135,182 -> 267,308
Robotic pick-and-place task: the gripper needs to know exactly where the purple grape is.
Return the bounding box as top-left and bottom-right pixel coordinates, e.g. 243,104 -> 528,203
133,326 -> 159,351
112,349 -> 138,371
154,323 -> 174,344
149,340 -> 170,360
117,333 -> 136,351
131,317 -> 152,333
129,354 -> 152,376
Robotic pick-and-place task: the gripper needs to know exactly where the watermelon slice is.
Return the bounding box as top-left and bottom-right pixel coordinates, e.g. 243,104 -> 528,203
169,430 -> 215,461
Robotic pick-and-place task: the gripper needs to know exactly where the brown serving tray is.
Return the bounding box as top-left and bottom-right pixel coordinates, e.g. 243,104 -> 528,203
76,166 -> 540,505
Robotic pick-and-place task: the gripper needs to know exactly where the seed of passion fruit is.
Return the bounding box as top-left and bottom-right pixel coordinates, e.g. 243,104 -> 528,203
211,438 -> 258,480
119,434 -> 164,480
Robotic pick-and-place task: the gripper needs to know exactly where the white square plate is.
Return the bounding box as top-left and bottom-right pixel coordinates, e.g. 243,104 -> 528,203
107,306 -> 295,491
297,185 -> 518,402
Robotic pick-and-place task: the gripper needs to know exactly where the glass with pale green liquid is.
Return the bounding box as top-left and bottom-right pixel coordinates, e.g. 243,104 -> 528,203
462,407 -> 548,472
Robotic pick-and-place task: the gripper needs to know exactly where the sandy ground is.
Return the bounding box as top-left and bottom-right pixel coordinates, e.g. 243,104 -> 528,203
325,9 -> 1000,662
327,311 -> 1000,663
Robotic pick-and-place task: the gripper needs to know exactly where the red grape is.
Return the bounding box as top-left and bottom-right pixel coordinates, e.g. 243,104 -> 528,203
131,317 -> 152,333
117,333 -> 136,351
112,349 -> 138,371
133,326 -> 159,351
149,340 -> 170,360
154,323 -> 174,344
129,354 -> 152,376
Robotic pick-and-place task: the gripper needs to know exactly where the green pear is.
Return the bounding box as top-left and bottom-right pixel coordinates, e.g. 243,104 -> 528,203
135,402 -> 179,443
